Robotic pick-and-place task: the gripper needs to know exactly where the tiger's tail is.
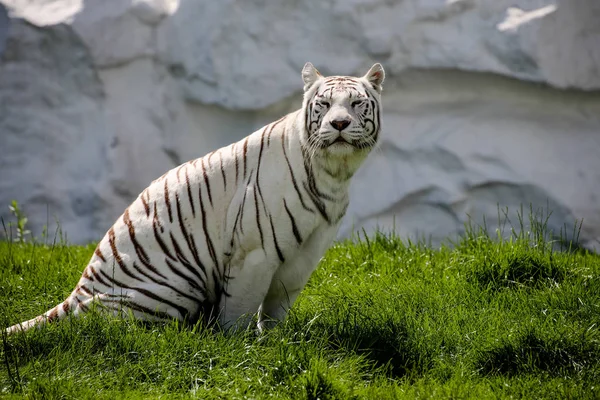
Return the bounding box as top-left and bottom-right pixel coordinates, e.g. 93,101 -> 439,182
5,292 -> 82,336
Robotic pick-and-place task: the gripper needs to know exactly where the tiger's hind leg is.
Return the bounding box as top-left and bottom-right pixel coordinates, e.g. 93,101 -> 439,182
90,283 -> 201,324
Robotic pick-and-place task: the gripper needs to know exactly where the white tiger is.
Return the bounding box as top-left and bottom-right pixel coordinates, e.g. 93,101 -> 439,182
6,62 -> 384,334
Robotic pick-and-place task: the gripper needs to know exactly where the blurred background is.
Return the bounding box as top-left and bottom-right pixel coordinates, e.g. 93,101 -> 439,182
0,0 -> 599,250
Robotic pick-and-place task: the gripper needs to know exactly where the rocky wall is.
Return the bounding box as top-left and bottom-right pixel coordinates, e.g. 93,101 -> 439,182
1,0 -> 599,249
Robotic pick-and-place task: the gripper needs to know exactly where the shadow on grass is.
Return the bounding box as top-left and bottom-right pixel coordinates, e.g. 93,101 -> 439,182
1,309 -> 149,369
300,359 -> 355,400
271,346 -> 354,400
470,252 -> 568,291
477,330 -> 599,377
288,306 -> 433,380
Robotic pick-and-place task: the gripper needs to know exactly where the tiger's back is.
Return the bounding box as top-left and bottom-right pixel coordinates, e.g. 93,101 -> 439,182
6,62 -> 384,334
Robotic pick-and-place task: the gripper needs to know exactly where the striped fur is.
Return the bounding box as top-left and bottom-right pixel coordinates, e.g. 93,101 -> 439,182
6,63 -> 385,334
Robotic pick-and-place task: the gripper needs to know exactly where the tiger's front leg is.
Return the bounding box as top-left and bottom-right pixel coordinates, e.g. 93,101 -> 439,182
218,248 -> 280,332
257,223 -> 340,332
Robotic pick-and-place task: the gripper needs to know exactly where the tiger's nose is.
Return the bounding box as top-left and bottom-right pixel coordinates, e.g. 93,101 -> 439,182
330,119 -> 351,131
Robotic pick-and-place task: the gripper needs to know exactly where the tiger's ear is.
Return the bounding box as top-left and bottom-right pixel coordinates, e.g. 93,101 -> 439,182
364,63 -> 385,93
302,62 -> 322,92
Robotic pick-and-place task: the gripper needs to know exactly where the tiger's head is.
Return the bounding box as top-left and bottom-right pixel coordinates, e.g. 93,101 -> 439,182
301,62 -> 384,159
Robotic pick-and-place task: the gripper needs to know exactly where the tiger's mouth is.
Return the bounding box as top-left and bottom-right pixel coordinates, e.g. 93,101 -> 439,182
328,136 -> 367,149
319,132 -> 374,150
332,136 -> 349,144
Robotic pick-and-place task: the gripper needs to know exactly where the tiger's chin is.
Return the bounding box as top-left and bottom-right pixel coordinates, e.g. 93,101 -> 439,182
324,141 -> 372,160
326,141 -> 358,157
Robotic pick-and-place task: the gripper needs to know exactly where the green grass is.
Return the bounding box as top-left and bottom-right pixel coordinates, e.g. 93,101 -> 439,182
1,226 -> 599,399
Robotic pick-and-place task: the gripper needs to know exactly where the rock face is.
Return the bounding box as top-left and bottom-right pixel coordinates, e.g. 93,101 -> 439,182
0,18 -> 114,244
341,69 -> 600,250
0,0 -> 599,250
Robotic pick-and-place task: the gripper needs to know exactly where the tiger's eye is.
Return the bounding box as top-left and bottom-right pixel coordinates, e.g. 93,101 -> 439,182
317,100 -> 330,108
351,100 -> 363,108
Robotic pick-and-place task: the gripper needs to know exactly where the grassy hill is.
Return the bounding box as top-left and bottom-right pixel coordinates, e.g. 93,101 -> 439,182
1,224 -> 599,399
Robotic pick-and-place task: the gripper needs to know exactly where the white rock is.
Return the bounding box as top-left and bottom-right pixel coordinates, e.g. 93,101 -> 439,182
131,0 -> 179,25
0,0 -> 599,251
70,0 -> 155,67
0,21 -> 114,244
340,69 -> 600,249
536,0 -> 600,90
156,0 -> 600,109
1,0 -> 82,25
497,5 -> 557,32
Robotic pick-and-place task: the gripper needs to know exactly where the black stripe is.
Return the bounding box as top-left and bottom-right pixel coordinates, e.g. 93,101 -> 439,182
305,101 -> 313,135
242,137 -> 249,180
302,146 -> 336,201
89,266 -> 111,287
303,181 -> 330,224
201,158 -> 213,207
99,270 -> 189,319
185,167 -> 196,218
199,185 -> 219,269
300,146 -> 331,223
47,307 -> 59,322
95,246 -> 106,262
131,261 -> 152,282
170,232 -> 207,286
374,98 -> 381,142
152,202 -> 177,261
140,189 -> 150,217
166,258 -> 206,294
284,199 -> 303,245
281,130 -> 314,213
255,127 -> 269,214
102,298 -> 174,321
238,173 -> 252,234
176,192 -> 207,276
230,196 -> 244,248
254,184 -> 264,248
233,144 -> 239,185
268,214 -> 285,262
124,208 -> 169,280
164,177 -> 173,223
219,151 -> 227,191
73,296 -> 89,313
131,260 -> 201,304
176,164 -> 185,183
78,285 -> 94,296
82,266 -> 92,280
366,90 -> 381,142
109,225 -> 144,282
208,150 -> 216,163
